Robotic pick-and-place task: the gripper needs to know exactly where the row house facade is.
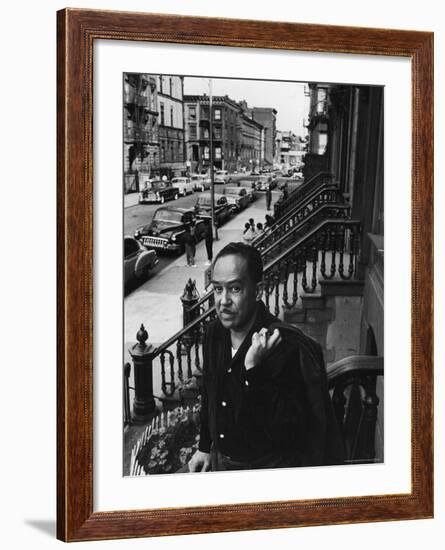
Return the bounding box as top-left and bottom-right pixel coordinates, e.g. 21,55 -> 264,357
304,82 -> 384,455
276,130 -> 305,171
239,113 -> 264,171
123,73 -> 159,193
156,75 -> 186,180
303,83 -> 330,180
245,106 -> 277,167
183,94 -> 243,174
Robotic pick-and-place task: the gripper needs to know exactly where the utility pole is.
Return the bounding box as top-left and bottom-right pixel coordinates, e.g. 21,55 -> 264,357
209,79 -> 218,240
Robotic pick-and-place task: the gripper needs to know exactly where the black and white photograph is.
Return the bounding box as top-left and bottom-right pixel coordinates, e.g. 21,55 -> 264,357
122,74 -> 384,477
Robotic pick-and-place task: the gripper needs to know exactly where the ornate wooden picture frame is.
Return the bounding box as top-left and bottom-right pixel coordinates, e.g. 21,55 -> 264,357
57,8 -> 433,542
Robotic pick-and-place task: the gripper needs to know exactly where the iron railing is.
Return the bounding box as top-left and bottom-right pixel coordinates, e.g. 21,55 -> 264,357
149,218 -> 360,396
274,171 -> 334,219
253,183 -> 343,251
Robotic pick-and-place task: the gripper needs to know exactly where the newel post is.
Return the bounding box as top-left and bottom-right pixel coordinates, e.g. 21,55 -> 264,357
129,323 -> 156,423
181,278 -> 200,328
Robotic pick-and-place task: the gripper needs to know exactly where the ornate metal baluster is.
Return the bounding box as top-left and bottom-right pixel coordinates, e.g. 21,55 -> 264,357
311,248 -> 318,292
332,383 -> 347,435
338,225 -> 346,278
176,340 -> 183,382
321,250 -> 327,278
292,260 -> 299,307
264,274 -> 271,311
282,260 -> 289,307
352,375 -> 380,461
302,257 -> 308,292
274,272 -> 281,317
330,250 -> 337,278
160,350 -> 175,397
346,228 -> 355,279
185,341 -> 193,379
160,352 -> 167,395
194,332 -> 201,372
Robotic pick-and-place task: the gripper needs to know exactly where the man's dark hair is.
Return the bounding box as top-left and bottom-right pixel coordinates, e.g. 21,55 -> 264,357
212,242 -> 263,284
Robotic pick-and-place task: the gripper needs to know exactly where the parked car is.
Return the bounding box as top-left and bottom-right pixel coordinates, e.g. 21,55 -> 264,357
223,186 -> 250,212
214,170 -> 232,184
138,180 -> 179,204
194,193 -> 232,227
238,179 -> 258,202
134,207 -> 205,254
171,177 -> 194,196
190,174 -> 211,192
256,175 -> 274,191
124,236 -> 158,286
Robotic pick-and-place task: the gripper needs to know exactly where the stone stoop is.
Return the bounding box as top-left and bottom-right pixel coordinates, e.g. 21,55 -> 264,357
283,280 -> 364,365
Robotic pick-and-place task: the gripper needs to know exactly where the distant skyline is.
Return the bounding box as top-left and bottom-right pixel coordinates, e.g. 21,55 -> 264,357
183,76 -> 309,137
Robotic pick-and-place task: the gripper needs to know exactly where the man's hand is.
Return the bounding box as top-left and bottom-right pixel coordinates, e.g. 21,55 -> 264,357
244,327 -> 282,370
188,450 -> 211,472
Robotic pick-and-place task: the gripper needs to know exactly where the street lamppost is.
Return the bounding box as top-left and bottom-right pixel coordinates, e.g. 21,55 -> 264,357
209,79 -> 218,240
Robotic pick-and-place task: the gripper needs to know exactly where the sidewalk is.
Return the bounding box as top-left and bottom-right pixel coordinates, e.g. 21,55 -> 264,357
124,191 -> 279,394
124,192 -> 139,208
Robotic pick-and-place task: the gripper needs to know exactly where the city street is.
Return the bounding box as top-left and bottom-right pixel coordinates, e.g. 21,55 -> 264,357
124,176 -> 299,294
123,188 -> 283,395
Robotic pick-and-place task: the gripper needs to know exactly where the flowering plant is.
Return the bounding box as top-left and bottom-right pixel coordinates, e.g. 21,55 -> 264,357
136,398 -> 201,475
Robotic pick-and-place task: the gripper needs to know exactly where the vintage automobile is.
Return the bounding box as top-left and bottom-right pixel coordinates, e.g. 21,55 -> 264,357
171,177 -> 194,196
124,236 -> 158,286
134,206 -> 205,254
223,186 -> 250,212
194,192 -> 232,227
138,180 -> 179,204
256,174 -> 277,191
214,169 -> 232,184
238,179 -> 258,202
190,174 -> 211,192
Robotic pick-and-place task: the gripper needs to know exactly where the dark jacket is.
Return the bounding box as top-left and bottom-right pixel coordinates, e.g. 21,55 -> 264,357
199,301 -> 344,467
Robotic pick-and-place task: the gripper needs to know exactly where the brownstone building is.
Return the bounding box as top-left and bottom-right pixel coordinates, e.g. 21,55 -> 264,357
245,106 -> 277,167
184,94 -> 242,173
156,75 -> 186,179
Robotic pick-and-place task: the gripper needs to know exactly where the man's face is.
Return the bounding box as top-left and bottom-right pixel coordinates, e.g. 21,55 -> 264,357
211,254 -> 260,333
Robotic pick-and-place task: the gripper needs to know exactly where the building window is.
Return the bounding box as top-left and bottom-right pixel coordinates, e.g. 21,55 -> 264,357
215,147 -> 222,160
170,107 -> 174,127
159,76 -> 163,94
317,88 -> 327,114
202,106 -> 209,119
202,128 -> 209,139
160,103 -> 165,126
189,124 -> 197,139
161,141 -> 165,162
169,78 -> 173,96
203,146 -> 210,159
214,108 -> 221,121
189,106 -> 196,119
318,133 -> 328,155
214,126 -> 222,139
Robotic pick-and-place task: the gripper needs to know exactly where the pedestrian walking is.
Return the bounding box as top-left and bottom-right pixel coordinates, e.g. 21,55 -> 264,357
266,184 -> 272,210
203,218 -> 214,266
184,224 -> 197,267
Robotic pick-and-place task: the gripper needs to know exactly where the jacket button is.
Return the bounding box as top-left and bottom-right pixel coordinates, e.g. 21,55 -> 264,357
245,380 -> 249,387
219,433 -> 225,439
221,401 -> 227,407
227,368 -> 232,373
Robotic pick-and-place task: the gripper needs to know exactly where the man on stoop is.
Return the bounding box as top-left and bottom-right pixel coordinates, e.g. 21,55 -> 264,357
187,242 -> 344,472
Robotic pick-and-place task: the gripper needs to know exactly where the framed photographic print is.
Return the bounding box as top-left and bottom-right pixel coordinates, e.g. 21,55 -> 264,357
57,8 -> 433,542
